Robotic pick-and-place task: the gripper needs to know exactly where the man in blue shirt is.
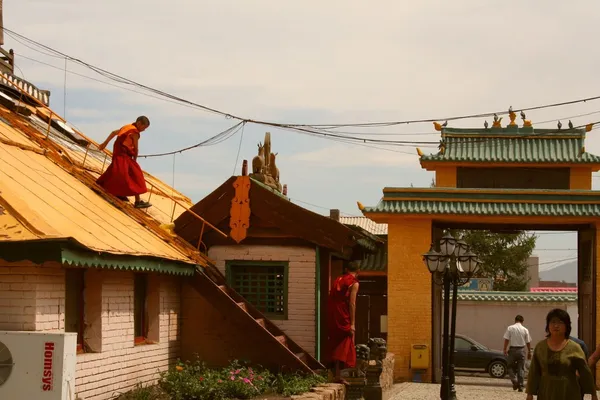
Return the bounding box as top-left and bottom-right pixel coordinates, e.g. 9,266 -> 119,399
570,336 -> 590,359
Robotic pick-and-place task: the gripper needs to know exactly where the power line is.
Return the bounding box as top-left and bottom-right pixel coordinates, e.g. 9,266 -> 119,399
137,122 -> 245,158
537,257 -> 577,266
7,27 -> 600,130
13,52 -> 600,154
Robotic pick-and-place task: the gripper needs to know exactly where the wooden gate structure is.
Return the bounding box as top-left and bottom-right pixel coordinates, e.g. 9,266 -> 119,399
359,112 -> 600,383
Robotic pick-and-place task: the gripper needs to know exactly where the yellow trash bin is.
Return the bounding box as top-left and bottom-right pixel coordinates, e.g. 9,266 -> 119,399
410,344 -> 430,370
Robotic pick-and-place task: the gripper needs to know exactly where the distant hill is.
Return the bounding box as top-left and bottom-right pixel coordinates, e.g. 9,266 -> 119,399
539,260 -> 577,283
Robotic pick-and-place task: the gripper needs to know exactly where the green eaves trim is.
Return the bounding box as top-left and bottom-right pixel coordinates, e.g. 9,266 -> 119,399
364,200 -> 600,217
61,248 -> 197,276
382,189 -> 600,203
454,291 -> 577,303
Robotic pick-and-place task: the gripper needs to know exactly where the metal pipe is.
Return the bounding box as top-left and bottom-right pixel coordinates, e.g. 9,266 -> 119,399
448,269 -> 459,400
82,145 -> 89,169
440,269 -> 451,400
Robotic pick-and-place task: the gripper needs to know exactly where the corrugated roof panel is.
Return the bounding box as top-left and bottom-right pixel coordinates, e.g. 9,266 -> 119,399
0,105 -> 202,265
339,216 -> 388,235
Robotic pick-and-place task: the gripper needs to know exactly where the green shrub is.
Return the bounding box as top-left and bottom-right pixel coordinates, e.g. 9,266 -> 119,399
158,358 -> 324,400
116,383 -> 170,400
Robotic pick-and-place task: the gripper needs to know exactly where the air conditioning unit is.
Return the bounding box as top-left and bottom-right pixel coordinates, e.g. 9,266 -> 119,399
0,331 -> 77,400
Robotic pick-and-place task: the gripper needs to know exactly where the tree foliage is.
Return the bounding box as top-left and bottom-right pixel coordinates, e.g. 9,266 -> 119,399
451,230 -> 537,291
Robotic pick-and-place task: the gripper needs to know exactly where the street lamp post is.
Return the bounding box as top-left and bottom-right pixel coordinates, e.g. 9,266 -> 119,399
422,232 -> 481,400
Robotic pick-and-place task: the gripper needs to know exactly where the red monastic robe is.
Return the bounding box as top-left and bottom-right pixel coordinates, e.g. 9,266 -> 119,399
327,273 -> 358,368
96,124 -> 148,197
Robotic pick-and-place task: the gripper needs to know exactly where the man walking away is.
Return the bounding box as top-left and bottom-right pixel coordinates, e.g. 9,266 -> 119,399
503,314 -> 531,392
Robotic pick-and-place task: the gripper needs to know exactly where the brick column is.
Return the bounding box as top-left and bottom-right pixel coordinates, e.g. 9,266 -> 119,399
387,218 -> 432,381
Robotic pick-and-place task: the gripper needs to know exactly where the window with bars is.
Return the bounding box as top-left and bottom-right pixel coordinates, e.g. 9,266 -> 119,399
134,274 -> 148,344
226,262 -> 288,319
65,269 -> 85,353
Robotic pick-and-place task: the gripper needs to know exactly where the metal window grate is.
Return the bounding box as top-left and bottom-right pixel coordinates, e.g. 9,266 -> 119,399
230,264 -> 286,317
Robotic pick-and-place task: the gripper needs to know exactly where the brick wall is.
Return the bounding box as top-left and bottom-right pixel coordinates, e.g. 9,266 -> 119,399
0,262 -> 63,331
0,262 -> 182,400
208,245 -> 316,355
387,219 -> 432,381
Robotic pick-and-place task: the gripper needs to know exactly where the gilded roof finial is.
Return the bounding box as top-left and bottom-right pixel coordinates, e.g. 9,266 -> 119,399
520,110 -> 532,127
357,201 -> 365,211
416,147 -> 424,156
438,140 -> 446,155
492,113 -> 502,128
508,106 -> 517,126
433,122 -> 443,131
586,123 -> 594,132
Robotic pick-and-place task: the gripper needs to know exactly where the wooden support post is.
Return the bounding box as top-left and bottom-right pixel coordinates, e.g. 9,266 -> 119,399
101,154 -> 107,172
197,221 -> 206,251
82,145 -> 89,169
45,112 -> 53,139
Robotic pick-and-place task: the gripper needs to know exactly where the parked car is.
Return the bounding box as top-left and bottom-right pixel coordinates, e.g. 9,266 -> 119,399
453,334 -> 508,378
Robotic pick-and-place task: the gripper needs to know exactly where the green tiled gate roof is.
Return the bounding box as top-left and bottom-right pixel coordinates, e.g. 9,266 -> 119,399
366,200 -> 600,217
456,291 -> 577,302
358,247 -> 387,271
362,188 -> 600,217
420,127 -> 600,164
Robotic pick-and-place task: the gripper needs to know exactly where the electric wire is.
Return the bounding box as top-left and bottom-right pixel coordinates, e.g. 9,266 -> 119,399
7,27 -> 600,130
13,51 -> 600,154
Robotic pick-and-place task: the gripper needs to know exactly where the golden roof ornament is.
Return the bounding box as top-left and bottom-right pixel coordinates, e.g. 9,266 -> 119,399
508,106 -> 517,126
492,113 -> 502,128
521,110 -> 532,128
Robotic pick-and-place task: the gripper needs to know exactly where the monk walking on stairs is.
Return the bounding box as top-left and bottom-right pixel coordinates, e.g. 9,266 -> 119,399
96,116 -> 152,209
327,261 -> 360,384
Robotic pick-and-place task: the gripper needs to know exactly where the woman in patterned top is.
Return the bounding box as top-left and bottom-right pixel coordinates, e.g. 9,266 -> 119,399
526,309 -> 597,400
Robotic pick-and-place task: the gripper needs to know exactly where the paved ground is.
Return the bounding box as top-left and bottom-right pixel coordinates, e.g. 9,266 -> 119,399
388,377 -> 599,399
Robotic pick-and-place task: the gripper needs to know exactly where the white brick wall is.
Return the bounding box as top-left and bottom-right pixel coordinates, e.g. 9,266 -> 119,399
208,245 -> 316,355
0,263 -> 182,400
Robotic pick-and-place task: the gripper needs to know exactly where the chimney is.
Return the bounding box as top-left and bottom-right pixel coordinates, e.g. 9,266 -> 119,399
330,209 -> 340,221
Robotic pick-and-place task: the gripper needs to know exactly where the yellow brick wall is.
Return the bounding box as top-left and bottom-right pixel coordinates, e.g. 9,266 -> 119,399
435,167 -> 457,188
387,218 -> 433,381
596,225 -> 600,387
570,167 -> 592,190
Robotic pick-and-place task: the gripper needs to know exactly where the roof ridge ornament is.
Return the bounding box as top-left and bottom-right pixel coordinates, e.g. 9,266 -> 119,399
492,113 -> 502,128
521,110 -> 532,128
508,106 -> 517,127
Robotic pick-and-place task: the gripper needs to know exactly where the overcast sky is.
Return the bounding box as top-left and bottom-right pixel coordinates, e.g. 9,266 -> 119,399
7,0 -> 598,270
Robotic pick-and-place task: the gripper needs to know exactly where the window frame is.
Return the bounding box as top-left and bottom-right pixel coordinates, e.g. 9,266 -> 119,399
225,261 -> 289,320
64,268 -> 86,354
133,274 -> 148,345
454,337 -> 473,351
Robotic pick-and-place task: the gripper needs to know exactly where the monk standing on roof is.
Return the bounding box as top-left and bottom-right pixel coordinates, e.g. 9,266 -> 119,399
96,116 -> 152,209
327,261 -> 360,384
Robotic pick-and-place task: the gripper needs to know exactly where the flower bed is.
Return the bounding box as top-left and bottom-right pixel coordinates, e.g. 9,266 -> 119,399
117,359 -> 326,400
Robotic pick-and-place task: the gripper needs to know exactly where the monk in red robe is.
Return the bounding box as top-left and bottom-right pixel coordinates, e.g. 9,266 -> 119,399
327,261 -> 360,384
96,116 -> 152,209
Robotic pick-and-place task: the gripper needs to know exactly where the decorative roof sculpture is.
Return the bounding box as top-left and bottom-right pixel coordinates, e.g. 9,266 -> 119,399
250,132 -> 282,192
